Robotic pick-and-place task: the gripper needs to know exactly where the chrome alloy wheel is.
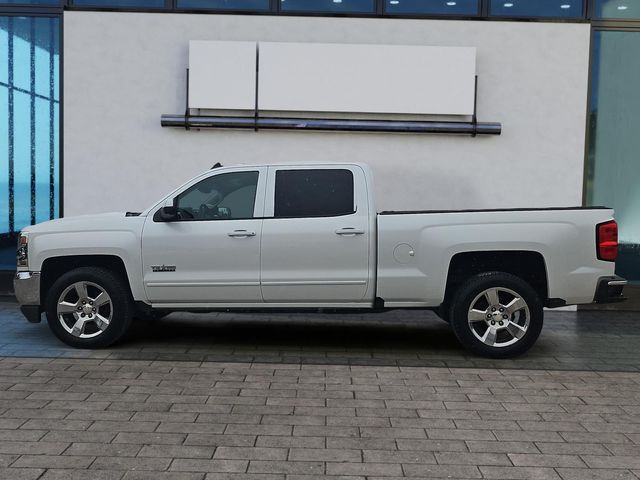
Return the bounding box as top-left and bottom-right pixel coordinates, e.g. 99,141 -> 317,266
56,281 -> 112,339
467,287 -> 530,348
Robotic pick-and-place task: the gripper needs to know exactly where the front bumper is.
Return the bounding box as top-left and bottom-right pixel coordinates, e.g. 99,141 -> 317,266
594,275 -> 627,304
14,271 -> 42,323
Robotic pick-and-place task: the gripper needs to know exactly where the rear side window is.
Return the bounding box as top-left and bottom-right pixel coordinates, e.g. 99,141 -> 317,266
274,169 -> 354,218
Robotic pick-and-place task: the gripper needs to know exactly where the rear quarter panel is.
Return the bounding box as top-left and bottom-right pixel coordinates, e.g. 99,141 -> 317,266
377,209 -> 616,307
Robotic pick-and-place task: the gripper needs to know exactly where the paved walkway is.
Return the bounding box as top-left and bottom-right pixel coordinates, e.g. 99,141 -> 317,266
1,300 -> 640,371
1,356 -> 640,480
0,300 -> 640,479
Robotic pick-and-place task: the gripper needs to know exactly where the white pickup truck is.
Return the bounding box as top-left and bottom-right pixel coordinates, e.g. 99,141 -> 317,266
14,163 -> 626,358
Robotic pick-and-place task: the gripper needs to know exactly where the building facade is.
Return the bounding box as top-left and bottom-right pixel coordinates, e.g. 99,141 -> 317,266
1,0 -> 639,292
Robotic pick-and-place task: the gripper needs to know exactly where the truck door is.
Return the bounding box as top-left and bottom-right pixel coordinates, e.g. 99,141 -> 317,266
260,165 -> 371,304
141,167 -> 266,305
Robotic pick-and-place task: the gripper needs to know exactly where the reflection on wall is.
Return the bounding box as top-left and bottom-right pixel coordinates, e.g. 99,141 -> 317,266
0,16 -> 60,270
176,0 -> 269,10
594,0 -> 640,20
489,0 -> 583,17
587,30 -> 640,283
279,0 -> 374,13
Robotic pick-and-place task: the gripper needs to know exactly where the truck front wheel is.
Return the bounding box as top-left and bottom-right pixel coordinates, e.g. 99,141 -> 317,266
448,272 -> 543,358
45,267 -> 134,348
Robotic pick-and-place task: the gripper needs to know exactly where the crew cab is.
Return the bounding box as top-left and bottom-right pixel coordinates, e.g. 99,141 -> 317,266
14,163 -> 626,358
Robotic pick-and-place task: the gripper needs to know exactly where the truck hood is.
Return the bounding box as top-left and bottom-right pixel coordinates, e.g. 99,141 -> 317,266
21,212 -> 145,235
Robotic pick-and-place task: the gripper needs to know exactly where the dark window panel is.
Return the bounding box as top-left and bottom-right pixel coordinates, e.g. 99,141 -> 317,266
280,0 -> 375,14
490,0 -> 583,18
12,92 -> 32,233
0,0 -> 60,5
177,0 -> 270,9
587,30 -> 640,282
385,0 -> 479,16
71,0 -> 165,7
8,17 -> 30,91
274,169 -> 354,218
0,85 -> 7,236
1,15 -> 60,252
594,0 -> 640,19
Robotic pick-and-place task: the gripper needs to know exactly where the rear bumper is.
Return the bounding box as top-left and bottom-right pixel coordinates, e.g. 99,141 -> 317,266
594,275 -> 627,304
14,271 -> 42,323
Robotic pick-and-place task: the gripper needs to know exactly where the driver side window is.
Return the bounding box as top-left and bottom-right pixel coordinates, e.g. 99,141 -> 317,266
175,171 -> 259,220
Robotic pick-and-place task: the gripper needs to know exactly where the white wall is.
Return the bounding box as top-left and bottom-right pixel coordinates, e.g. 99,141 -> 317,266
63,12 -> 590,216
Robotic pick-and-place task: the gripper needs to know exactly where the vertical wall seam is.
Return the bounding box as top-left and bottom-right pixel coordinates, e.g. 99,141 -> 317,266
49,17 -> 55,220
29,16 -> 36,226
7,16 -> 14,234
254,42 -> 259,131
57,13 -> 63,220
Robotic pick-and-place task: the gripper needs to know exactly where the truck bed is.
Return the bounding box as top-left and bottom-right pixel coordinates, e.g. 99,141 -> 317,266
379,206 -> 609,215
376,206 -> 616,308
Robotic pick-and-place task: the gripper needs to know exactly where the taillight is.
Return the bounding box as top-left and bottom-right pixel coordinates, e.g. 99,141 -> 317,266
596,220 -> 618,262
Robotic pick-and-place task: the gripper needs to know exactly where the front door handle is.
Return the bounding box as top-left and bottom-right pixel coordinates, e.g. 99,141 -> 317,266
227,230 -> 256,238
335,227 -> 365,236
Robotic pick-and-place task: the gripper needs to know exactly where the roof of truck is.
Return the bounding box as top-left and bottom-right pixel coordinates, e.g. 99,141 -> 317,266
211,162 -> 370,169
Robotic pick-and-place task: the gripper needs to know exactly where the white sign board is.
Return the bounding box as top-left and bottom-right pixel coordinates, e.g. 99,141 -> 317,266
188,41 -> 476,116
188,40 -> 256,110
258,42 -> 476,116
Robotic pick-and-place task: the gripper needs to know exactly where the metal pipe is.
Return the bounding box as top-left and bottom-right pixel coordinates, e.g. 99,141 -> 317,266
160,114 -> 502,135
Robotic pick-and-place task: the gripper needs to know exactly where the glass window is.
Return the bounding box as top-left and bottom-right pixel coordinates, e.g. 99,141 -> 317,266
586,30 -> 640,284
385,0 -> 479,16
274,169 -> 354,218
594,0 -> 640,19
490,0 -> 583,18
1,16 -> 60,271
175,171 -> 259,221
70,0 -> 166,8
177,0 -> 269,10
280,0 -> 375,14
0,0 -> 61,5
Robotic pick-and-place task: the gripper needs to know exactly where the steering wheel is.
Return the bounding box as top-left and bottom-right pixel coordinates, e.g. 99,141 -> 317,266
176,208 -> 194,219
198,203 -> 217,219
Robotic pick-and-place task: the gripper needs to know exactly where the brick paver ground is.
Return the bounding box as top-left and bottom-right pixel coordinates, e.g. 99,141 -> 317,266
1,300 -> 639,479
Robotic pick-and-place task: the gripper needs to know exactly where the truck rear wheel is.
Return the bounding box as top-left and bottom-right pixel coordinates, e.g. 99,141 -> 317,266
448,272 -> 543,358
45,267 -> 133,348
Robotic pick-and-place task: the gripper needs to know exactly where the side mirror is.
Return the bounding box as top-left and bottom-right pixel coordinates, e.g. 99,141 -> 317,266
154,206 -> 180,222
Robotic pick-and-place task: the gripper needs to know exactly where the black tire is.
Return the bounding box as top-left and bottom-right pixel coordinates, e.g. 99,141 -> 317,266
436,305 -> 450,324
45,267 -> 134,348
448,271 -> 543,358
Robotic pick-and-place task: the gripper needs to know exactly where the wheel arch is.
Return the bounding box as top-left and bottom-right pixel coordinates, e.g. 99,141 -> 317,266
443,250 -> 549,308
40,255 -> 134,305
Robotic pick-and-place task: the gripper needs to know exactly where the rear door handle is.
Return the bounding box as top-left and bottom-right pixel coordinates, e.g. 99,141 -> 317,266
227,230 -> 256,238
335,227 -> 365,236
